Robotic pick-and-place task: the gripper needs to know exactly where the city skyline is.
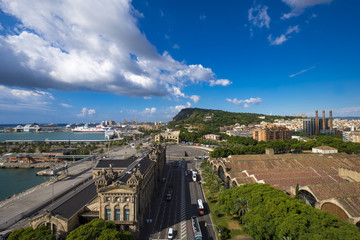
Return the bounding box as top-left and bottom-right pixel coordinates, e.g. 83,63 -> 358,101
0,0 -> 360,124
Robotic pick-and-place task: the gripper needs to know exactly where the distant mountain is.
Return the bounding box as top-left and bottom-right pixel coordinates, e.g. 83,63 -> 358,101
334,117 -> 360,120
169,108 -> 294,129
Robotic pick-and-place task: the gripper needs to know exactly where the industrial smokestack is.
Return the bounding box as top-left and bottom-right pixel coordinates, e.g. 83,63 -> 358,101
322,110 -> 326,130
329,110 -> 333,130
315,110 -> 319,134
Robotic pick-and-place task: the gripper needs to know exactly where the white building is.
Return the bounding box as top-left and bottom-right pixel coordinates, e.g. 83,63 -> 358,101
312,146 -> 338,154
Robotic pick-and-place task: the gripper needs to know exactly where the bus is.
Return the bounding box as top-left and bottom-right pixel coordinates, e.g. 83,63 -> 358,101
191,216 -> 202,240
197,199 -> 204,216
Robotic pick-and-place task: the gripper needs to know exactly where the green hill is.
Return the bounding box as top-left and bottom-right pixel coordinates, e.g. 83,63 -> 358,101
169,108 -> 294,129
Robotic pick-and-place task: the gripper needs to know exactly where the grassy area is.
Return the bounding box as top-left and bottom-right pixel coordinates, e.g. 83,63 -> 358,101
204,189 -> 251,239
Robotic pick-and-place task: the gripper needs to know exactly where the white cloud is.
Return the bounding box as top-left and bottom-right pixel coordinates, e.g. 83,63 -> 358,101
77,107 -> 96,117
0,0 -> 226,98
144,107 -> 156,114
226,97 -> 263,108
88,109 -> 96,115
268,25 -> 300,45
190,95 -> 200,103
171,86 -> 186,98
248,4 -> 270,29
281,0 -> 332,19
209,79 -> 232,87
289,65 -> 315,78
0,23 -> 3,31
144,96 -> 152,100
0,85 -> 53,111
334,107 -> 360,115
170,102 -> 192,112
60,103 -> 72,108
200,14 -> 206,21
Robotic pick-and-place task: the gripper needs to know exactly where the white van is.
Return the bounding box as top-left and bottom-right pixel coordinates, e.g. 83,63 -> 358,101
167,227 -> 173,239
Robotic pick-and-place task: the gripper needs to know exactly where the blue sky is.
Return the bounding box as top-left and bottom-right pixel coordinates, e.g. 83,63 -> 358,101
0,0 -> 359,124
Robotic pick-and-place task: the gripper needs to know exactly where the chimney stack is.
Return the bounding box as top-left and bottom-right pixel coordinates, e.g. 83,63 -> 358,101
322,110 -> 326,130
315,110 -> 319,134
329,110 -> 333,130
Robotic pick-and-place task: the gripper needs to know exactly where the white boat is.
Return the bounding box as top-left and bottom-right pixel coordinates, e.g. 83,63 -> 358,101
72,123 -> 112,132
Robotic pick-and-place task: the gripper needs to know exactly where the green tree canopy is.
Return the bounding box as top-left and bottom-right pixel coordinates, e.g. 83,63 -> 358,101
7,225 -> 55,240
66,218 -> 133,240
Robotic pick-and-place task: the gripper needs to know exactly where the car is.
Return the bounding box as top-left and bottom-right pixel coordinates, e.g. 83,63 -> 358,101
167,227 -> 173,239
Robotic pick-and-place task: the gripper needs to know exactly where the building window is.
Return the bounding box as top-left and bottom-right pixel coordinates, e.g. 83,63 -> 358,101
105,209 -> 111,220
105,197 -> 111,202
115,209 -> 120,221
115,197 -> 120,202
125,197 -> 129,202
124,209 -> 130,221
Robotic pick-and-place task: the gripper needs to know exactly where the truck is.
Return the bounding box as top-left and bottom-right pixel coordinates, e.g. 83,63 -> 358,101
166,185 -> 173,201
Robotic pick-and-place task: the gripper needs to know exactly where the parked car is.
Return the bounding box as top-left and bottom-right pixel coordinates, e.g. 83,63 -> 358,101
167,227 -> 173,239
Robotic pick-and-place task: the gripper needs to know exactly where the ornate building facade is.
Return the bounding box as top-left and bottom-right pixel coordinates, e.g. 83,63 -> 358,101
29,144 -> 166,239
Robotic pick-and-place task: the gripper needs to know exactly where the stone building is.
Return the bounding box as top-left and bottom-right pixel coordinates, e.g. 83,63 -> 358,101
154,130 -> 180,143
252,126 -> 292,142
29,144 -> 166,239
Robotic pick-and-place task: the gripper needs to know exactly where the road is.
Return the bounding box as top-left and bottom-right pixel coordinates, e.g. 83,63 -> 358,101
141,144 -> 215,240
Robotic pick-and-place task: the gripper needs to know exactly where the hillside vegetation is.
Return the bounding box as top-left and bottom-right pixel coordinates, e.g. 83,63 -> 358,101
169,108 -> 294,129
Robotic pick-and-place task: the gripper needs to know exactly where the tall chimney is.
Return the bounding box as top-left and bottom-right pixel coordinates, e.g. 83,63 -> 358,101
329,110 -> 333,130
322,110 -> 326,130
315,110 -> 319,134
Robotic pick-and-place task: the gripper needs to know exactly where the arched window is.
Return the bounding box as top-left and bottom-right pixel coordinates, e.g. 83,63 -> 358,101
124,207 -> 130,221
115,207 -> 120,221
105,207 -> 111,220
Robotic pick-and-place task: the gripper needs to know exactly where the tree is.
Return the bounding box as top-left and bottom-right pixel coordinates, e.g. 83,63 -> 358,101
7,225 -> 55,240
66,218 -> 133,240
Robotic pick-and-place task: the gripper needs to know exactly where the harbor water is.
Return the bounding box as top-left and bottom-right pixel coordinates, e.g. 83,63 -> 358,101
0,168 -> 50,202
0,131 -> 105,202
0,132 -> 106,142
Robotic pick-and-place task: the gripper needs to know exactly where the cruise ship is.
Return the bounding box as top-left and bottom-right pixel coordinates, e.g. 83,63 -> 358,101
71,123 -> 112,132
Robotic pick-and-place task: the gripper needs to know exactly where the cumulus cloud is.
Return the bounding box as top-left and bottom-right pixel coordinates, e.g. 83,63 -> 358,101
0,23 -> 3,31
144,107 -> 156,114
334,107 -> 360,115
190,95 -> 200,103
77,107 -> 96,117
289,65 -> 315,78
209,79 -> 232,87
0,0 -> 227,98
248,4 -> 270,29
0,85 -> 53,110
268,25 -> 300,45
226,97 -> 263,108
170,102 -> 192,112
144,96 -> 152,100
281,0 -> 332,19
60,103 -> 72,108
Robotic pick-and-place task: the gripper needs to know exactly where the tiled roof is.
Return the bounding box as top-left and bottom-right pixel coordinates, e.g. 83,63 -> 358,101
337,196 -> 360,217
50,179 -> 97,219
94,156 -> 137,169
306,182 -> 360,201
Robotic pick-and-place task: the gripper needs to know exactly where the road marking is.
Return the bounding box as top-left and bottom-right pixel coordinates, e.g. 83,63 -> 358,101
180,164 -> 187,240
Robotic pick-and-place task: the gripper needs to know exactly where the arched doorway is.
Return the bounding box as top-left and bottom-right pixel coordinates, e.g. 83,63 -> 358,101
226,176 -> 231,188
298,189 -> 317,207
218,166 -> 225,182
321,202 -> 349,220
